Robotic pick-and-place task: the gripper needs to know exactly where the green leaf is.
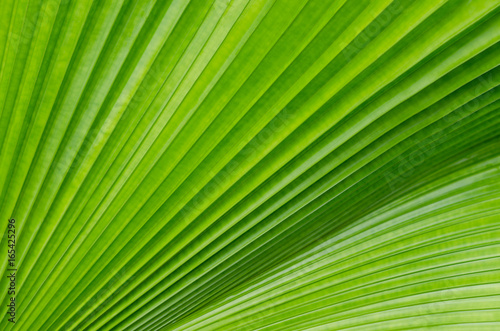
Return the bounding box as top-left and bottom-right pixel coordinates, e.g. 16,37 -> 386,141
1,0 -> 499,330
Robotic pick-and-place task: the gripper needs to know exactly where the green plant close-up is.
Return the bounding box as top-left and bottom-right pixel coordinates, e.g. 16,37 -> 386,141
0,0 -> 499,330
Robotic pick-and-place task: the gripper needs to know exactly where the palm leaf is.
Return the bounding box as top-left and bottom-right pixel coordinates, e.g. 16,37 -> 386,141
0,0 -> 499,330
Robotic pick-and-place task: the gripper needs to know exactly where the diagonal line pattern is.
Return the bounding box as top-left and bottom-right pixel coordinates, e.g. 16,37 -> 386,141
0,0 -> 499,330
